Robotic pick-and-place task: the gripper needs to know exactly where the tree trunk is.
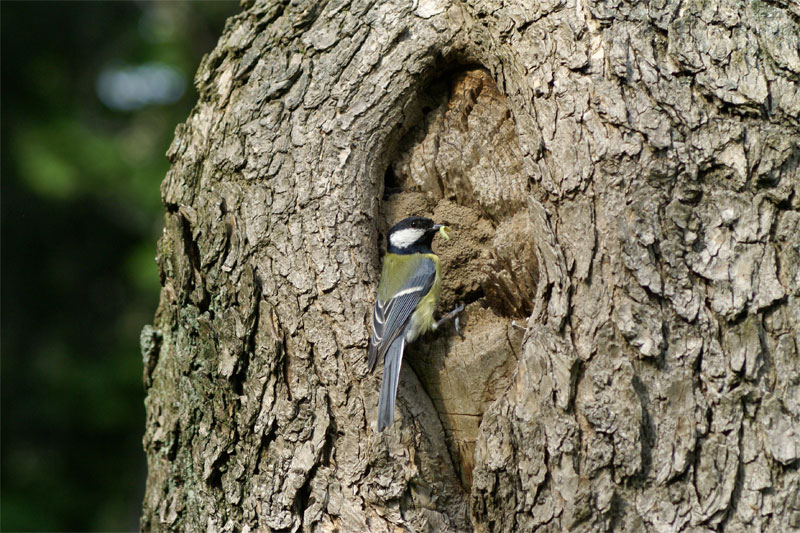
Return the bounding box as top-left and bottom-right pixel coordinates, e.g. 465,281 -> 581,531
141,0 -> 800,531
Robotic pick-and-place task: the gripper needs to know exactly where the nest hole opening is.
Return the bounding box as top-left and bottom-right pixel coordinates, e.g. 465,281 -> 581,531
379,66 -> 536,490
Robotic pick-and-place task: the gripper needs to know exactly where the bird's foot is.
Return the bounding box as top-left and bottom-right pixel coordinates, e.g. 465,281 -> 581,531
436,303 -> 465,337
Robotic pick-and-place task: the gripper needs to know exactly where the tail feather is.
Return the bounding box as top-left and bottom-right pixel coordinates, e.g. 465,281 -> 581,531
377,337 -> 405,431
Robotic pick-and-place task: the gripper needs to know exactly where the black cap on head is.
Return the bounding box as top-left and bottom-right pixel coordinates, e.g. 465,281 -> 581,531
390,216 -> 435,233
387,216 -> 440,254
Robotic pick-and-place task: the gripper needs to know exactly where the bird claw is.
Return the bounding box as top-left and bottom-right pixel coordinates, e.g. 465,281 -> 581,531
436,302 -> 466,335
454,316 -> 464,338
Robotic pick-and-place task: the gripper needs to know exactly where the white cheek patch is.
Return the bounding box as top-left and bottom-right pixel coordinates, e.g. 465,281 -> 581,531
390,228 -> 425,249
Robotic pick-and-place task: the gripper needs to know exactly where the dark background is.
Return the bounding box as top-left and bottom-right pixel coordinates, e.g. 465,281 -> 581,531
1,2 -> 240,530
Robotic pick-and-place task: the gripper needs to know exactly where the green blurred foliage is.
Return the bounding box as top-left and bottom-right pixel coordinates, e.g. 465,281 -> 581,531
1,1 -> 240,530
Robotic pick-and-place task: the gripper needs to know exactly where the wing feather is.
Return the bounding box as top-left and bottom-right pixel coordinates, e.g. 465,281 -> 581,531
367,256 -> 436,371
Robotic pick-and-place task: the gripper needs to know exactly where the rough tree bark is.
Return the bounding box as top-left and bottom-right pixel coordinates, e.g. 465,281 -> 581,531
141,0 -> 799,531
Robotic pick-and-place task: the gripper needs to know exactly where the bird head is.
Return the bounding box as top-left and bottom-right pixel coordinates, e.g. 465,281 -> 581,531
387,217 -> 449,254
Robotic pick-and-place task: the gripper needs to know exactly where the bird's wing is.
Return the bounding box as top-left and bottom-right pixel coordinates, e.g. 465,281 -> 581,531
367,255 -> 436,371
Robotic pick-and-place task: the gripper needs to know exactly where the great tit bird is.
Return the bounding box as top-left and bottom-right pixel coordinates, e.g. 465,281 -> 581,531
368,216 -> 462,431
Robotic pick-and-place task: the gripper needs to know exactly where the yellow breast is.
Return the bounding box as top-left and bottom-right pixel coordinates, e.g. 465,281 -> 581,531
408,253 -> 441,341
